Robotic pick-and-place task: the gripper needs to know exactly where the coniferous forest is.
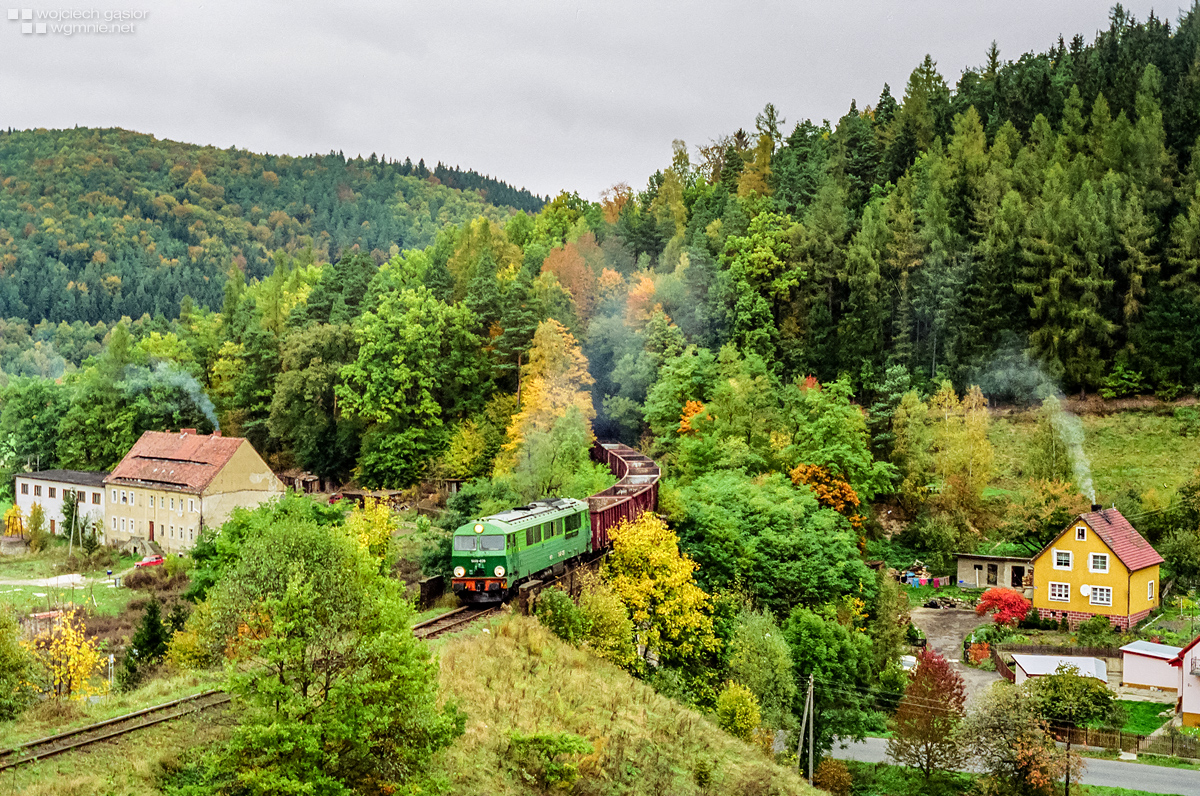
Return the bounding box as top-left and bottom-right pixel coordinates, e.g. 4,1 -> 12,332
0,3 -> 1199,488
7,8 -> 1200,796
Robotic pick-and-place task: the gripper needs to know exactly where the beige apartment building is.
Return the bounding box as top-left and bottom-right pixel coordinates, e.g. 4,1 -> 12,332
104,429 -> 284,555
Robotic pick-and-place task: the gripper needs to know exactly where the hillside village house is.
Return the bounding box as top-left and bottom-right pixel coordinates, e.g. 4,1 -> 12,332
1030,507 -> 1162,630
104,429 -> 283,556
14,470 -> 107,535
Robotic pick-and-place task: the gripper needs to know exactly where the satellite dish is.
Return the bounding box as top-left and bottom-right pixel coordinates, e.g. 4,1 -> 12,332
1080,584 -> 1091,597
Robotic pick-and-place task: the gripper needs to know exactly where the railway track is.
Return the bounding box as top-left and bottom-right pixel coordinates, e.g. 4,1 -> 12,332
0,689 -> 231,771
412,606 -> 499,640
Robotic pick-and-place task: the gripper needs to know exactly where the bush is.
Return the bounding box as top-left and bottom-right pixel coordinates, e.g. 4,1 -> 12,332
578,577 -> 636,669
535,588 -> 586,644
714,681 -> 761,742
812,758 -> 852,796
508,731 -> 593,793
967,642 -> 991,665
1075,615 -> 1117,646
1100,364 -> 1145,399
1176,407 -> 1200,437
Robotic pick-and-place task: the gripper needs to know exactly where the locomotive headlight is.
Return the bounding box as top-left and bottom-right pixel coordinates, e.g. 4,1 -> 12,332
453,566 -> 465,578
474,523 -> 484,533
494,565 -> 506,577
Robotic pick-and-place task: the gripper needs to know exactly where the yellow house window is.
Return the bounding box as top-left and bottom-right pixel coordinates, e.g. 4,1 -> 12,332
1049,582 -> 1070,602
1089,553 -> 1109,573
1075,525 -> 1087,541
1053,550 -> 1072,570
1089,586 -> 1112,606
1148,580 -> 1155,601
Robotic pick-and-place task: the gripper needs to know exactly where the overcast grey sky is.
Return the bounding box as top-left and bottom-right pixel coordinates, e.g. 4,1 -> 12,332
0,1 -> 1174,200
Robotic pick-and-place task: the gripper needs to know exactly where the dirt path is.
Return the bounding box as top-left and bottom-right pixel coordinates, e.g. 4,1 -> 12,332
910,607 -> 1000,701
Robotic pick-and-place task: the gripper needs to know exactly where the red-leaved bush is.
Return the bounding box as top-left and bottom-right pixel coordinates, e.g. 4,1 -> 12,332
975,587 -> 1031,626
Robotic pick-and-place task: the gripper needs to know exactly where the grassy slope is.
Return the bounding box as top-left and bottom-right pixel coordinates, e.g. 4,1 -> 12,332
0,710 -> 231,796
435,614 -> 816,796
990,410 -> 1200,504
0,670 -> 225,748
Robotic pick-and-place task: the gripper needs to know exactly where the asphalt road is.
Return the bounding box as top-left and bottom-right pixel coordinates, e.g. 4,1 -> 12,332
832,737 -> 1200,796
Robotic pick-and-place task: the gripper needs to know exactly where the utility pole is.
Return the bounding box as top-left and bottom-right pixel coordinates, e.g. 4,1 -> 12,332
1065,705 -> 1074,796
797,672 -> 811,777
807,674 -> 814,785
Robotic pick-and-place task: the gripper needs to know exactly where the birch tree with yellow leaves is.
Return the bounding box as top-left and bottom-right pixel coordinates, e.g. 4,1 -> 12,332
603,512 -> 717,670
499,319 -> 595,465
26,608 -> 106,701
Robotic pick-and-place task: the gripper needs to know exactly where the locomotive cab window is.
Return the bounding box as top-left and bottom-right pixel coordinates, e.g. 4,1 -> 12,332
565,512 -> 582,537
453,536 -> 476,552
480,535 -> 505,551
506,533 -> 517,550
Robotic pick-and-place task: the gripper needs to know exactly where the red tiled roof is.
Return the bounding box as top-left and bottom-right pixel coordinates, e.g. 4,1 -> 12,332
104,431 -> 244,493
1079,508 -> 1164,572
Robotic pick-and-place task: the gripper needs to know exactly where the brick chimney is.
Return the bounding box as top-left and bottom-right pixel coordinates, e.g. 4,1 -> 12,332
181,428 -> 197,435
212,431 -> 222,437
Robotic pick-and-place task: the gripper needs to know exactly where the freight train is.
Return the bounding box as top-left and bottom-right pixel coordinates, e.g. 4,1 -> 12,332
450,441 -> 659,604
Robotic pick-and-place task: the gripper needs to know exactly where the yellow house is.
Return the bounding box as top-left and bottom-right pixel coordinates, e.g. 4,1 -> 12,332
103,429 -> 283,556
1031,507 -> 1162,631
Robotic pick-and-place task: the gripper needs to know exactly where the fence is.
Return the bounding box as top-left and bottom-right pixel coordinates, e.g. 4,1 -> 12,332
990,646 -> 1015,682
997,643 -> 1123,658
1049,724 -> 1200,759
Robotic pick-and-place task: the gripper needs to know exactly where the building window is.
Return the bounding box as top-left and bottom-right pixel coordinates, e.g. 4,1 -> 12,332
189,528 -> 193,541
19,483 -> 27,495
33,485 -> 41,497
1090,586 -> 1113,607
1089,553 -> 1109,573
1075,525 -> 1087,541
1049,582 -> 1070,602
112,516 -> 117,530
92,492 -> 100,504
1148,580 -> 1155,601
1054,550 -> 1072,570
48,487 -> 56,499
120,518 -> 126,532
111,490 -> 117,503
170,498 -> 175,510
76,490 -> 84,501
170,526 -> 174,538
188,498 -> 195,513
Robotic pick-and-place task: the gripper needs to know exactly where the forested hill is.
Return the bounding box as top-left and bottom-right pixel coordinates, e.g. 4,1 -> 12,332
0,127 -> 546,323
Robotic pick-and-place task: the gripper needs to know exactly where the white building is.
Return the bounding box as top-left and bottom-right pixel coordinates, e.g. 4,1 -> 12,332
14,470 -> 108,536
1011,654 -> 1109,686
1121,640 -> 1182,691
1170,636 -> 1200,728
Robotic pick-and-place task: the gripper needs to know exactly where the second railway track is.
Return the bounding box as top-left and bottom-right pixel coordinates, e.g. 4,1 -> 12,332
0,689 -> 231,771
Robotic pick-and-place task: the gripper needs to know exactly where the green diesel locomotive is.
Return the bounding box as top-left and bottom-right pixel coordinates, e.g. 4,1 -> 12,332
450,498 -> 592,603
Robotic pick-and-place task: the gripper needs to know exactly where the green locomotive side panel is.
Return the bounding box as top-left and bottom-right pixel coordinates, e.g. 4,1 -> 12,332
450,498 -> 590,583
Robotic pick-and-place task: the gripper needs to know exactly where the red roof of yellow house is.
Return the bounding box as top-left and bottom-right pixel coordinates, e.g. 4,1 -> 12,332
1076,508 -> 1164,571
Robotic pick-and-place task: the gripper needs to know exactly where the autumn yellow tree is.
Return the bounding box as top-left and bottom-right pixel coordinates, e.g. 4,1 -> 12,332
604,512 -> 717,668
928,382 -> 993,517
3,505 -> 22,537
499,319 -> 595,468
26,608 -> 106,700
344,497 -> 395,562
